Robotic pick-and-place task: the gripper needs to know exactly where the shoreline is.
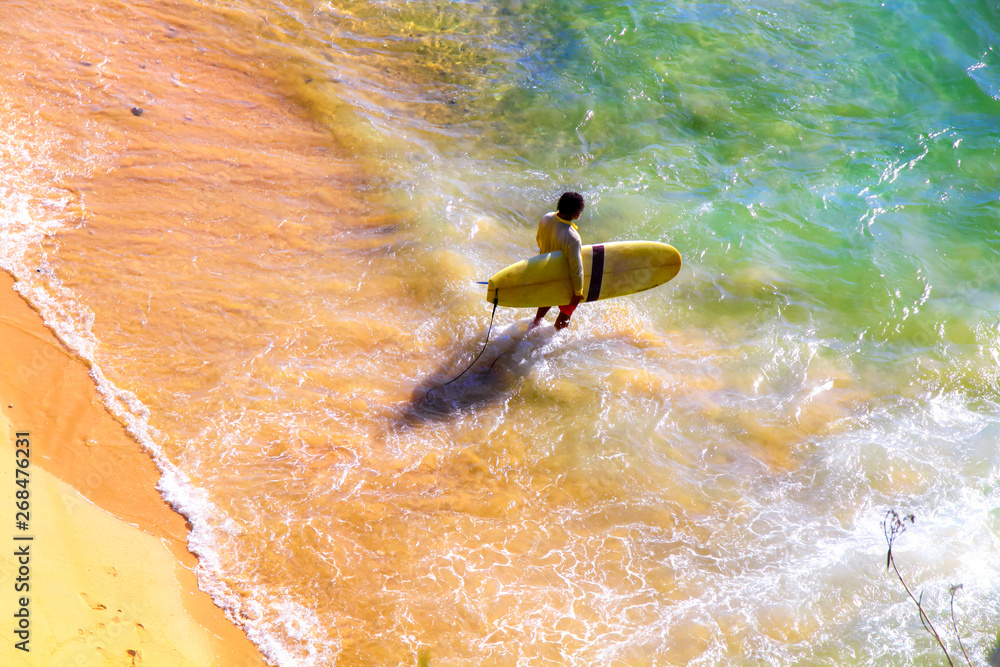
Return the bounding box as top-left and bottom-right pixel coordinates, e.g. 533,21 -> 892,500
1,0 -> 388,661
0,270 -> 268,666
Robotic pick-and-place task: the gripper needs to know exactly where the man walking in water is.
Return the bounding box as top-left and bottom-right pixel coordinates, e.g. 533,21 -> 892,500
531,192 -> 585,330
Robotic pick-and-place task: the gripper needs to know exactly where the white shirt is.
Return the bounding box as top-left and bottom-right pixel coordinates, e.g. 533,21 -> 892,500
536,212 -> 584,296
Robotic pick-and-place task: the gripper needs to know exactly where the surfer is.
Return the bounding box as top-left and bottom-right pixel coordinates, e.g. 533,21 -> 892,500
531,192 -> 586,330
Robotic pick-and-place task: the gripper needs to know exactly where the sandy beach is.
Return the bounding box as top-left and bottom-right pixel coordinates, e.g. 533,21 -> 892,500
1,0 -> 380,662
0,270 -> 267,666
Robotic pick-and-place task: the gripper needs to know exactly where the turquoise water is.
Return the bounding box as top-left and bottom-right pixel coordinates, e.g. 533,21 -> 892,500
231,0 -> 1000,661
259,0 -> 1000,662
3,0 -> 1000,664
296,0 -> 1000,342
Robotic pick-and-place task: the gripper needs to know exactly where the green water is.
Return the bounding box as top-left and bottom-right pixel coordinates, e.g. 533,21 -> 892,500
359,0 -> 1000,659
269,0 -> 999,332
214,0 -> 1000,662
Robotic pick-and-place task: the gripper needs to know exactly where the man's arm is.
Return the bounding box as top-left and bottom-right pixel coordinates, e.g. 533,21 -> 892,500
566,239 -> 585,297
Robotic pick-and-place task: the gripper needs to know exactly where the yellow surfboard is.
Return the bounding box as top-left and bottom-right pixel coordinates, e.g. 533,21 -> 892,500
486,241 -> 682,308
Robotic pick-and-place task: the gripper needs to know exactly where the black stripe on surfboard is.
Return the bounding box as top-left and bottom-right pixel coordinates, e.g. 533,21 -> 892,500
587,244 -> 605,302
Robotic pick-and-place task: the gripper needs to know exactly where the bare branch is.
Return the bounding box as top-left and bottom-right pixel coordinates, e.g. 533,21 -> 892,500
948,585 -> 973,666
882,509 -> 956,667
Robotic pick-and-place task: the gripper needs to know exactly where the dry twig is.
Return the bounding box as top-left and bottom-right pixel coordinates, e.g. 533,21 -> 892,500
882,509 -> 973,667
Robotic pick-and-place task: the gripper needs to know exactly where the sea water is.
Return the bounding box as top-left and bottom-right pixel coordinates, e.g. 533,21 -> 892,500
2,0 -> 999,664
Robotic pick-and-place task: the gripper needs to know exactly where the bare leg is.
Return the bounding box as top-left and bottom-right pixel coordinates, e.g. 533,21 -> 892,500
531,306 -> 550,329
554,297 -> 579,330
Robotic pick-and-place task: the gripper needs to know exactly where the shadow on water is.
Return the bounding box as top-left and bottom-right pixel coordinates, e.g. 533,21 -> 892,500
392,317 -> 556,429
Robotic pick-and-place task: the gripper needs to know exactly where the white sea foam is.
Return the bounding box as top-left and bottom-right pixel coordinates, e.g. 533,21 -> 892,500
0,97 -> 321,667
2,270 -> 333,667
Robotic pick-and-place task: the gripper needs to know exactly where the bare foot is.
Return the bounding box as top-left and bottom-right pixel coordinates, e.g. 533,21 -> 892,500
554,313 -> 571,330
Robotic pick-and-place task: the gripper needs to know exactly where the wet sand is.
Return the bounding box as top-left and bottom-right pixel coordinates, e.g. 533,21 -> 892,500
0,271 -> 267,666
0,0 -> 392,662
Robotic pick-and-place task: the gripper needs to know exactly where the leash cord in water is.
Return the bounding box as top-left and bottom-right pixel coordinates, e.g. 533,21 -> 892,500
431,294 -> 499,394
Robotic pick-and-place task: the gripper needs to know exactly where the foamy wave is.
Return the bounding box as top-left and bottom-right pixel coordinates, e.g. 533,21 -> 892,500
16,275 -> 326,667
1,220 -> 336,667
0,109 -> 326,667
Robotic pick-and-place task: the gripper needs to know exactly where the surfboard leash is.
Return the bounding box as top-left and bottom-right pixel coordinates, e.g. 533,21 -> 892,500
428,293 -> 500,396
